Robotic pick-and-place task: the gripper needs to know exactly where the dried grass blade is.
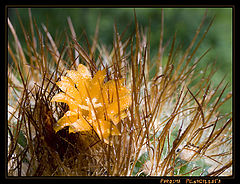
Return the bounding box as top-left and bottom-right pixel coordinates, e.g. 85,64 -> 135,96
187,87 -> 205,125
73,39 -> 97,72
207,161 -> 232,176
8,18 -> 29,76
67,17 -> 79,66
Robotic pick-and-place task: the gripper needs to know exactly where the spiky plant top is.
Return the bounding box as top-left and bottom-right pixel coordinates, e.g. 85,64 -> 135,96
51,64 -> 131,144
7,9 -> 232,177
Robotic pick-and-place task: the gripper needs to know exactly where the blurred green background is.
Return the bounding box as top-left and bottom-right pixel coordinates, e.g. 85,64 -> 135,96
8,8 -> 232,113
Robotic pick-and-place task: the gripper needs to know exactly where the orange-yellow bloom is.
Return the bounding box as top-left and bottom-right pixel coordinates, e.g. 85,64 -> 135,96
51,64 -> 131,144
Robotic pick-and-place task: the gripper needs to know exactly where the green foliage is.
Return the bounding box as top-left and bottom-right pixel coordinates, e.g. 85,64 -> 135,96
17,130 -> 27,148
8,8 -> 232,81
174,158 -> 211,176
133,152 -> 149,176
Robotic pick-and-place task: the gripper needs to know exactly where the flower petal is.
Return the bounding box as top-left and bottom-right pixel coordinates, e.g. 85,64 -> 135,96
53,111 -> 91,133
109,110 -> 128,125
66,70 -> 91,97
56,76 -> 82,103
89,69 -> 106,99
91,69 -> 106,86
77,64 -> 92,79
53,111 -> 78,132
103,79 -> 125,90
106,92 -> 131,116
92,119 -> 120,140
101,79 -> 126,103
69,119 -> 92,133
51,92 -> 79,112
66,70 -> 89,83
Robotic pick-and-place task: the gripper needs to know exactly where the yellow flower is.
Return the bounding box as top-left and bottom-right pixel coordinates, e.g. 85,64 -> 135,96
51,64 -> 131,144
